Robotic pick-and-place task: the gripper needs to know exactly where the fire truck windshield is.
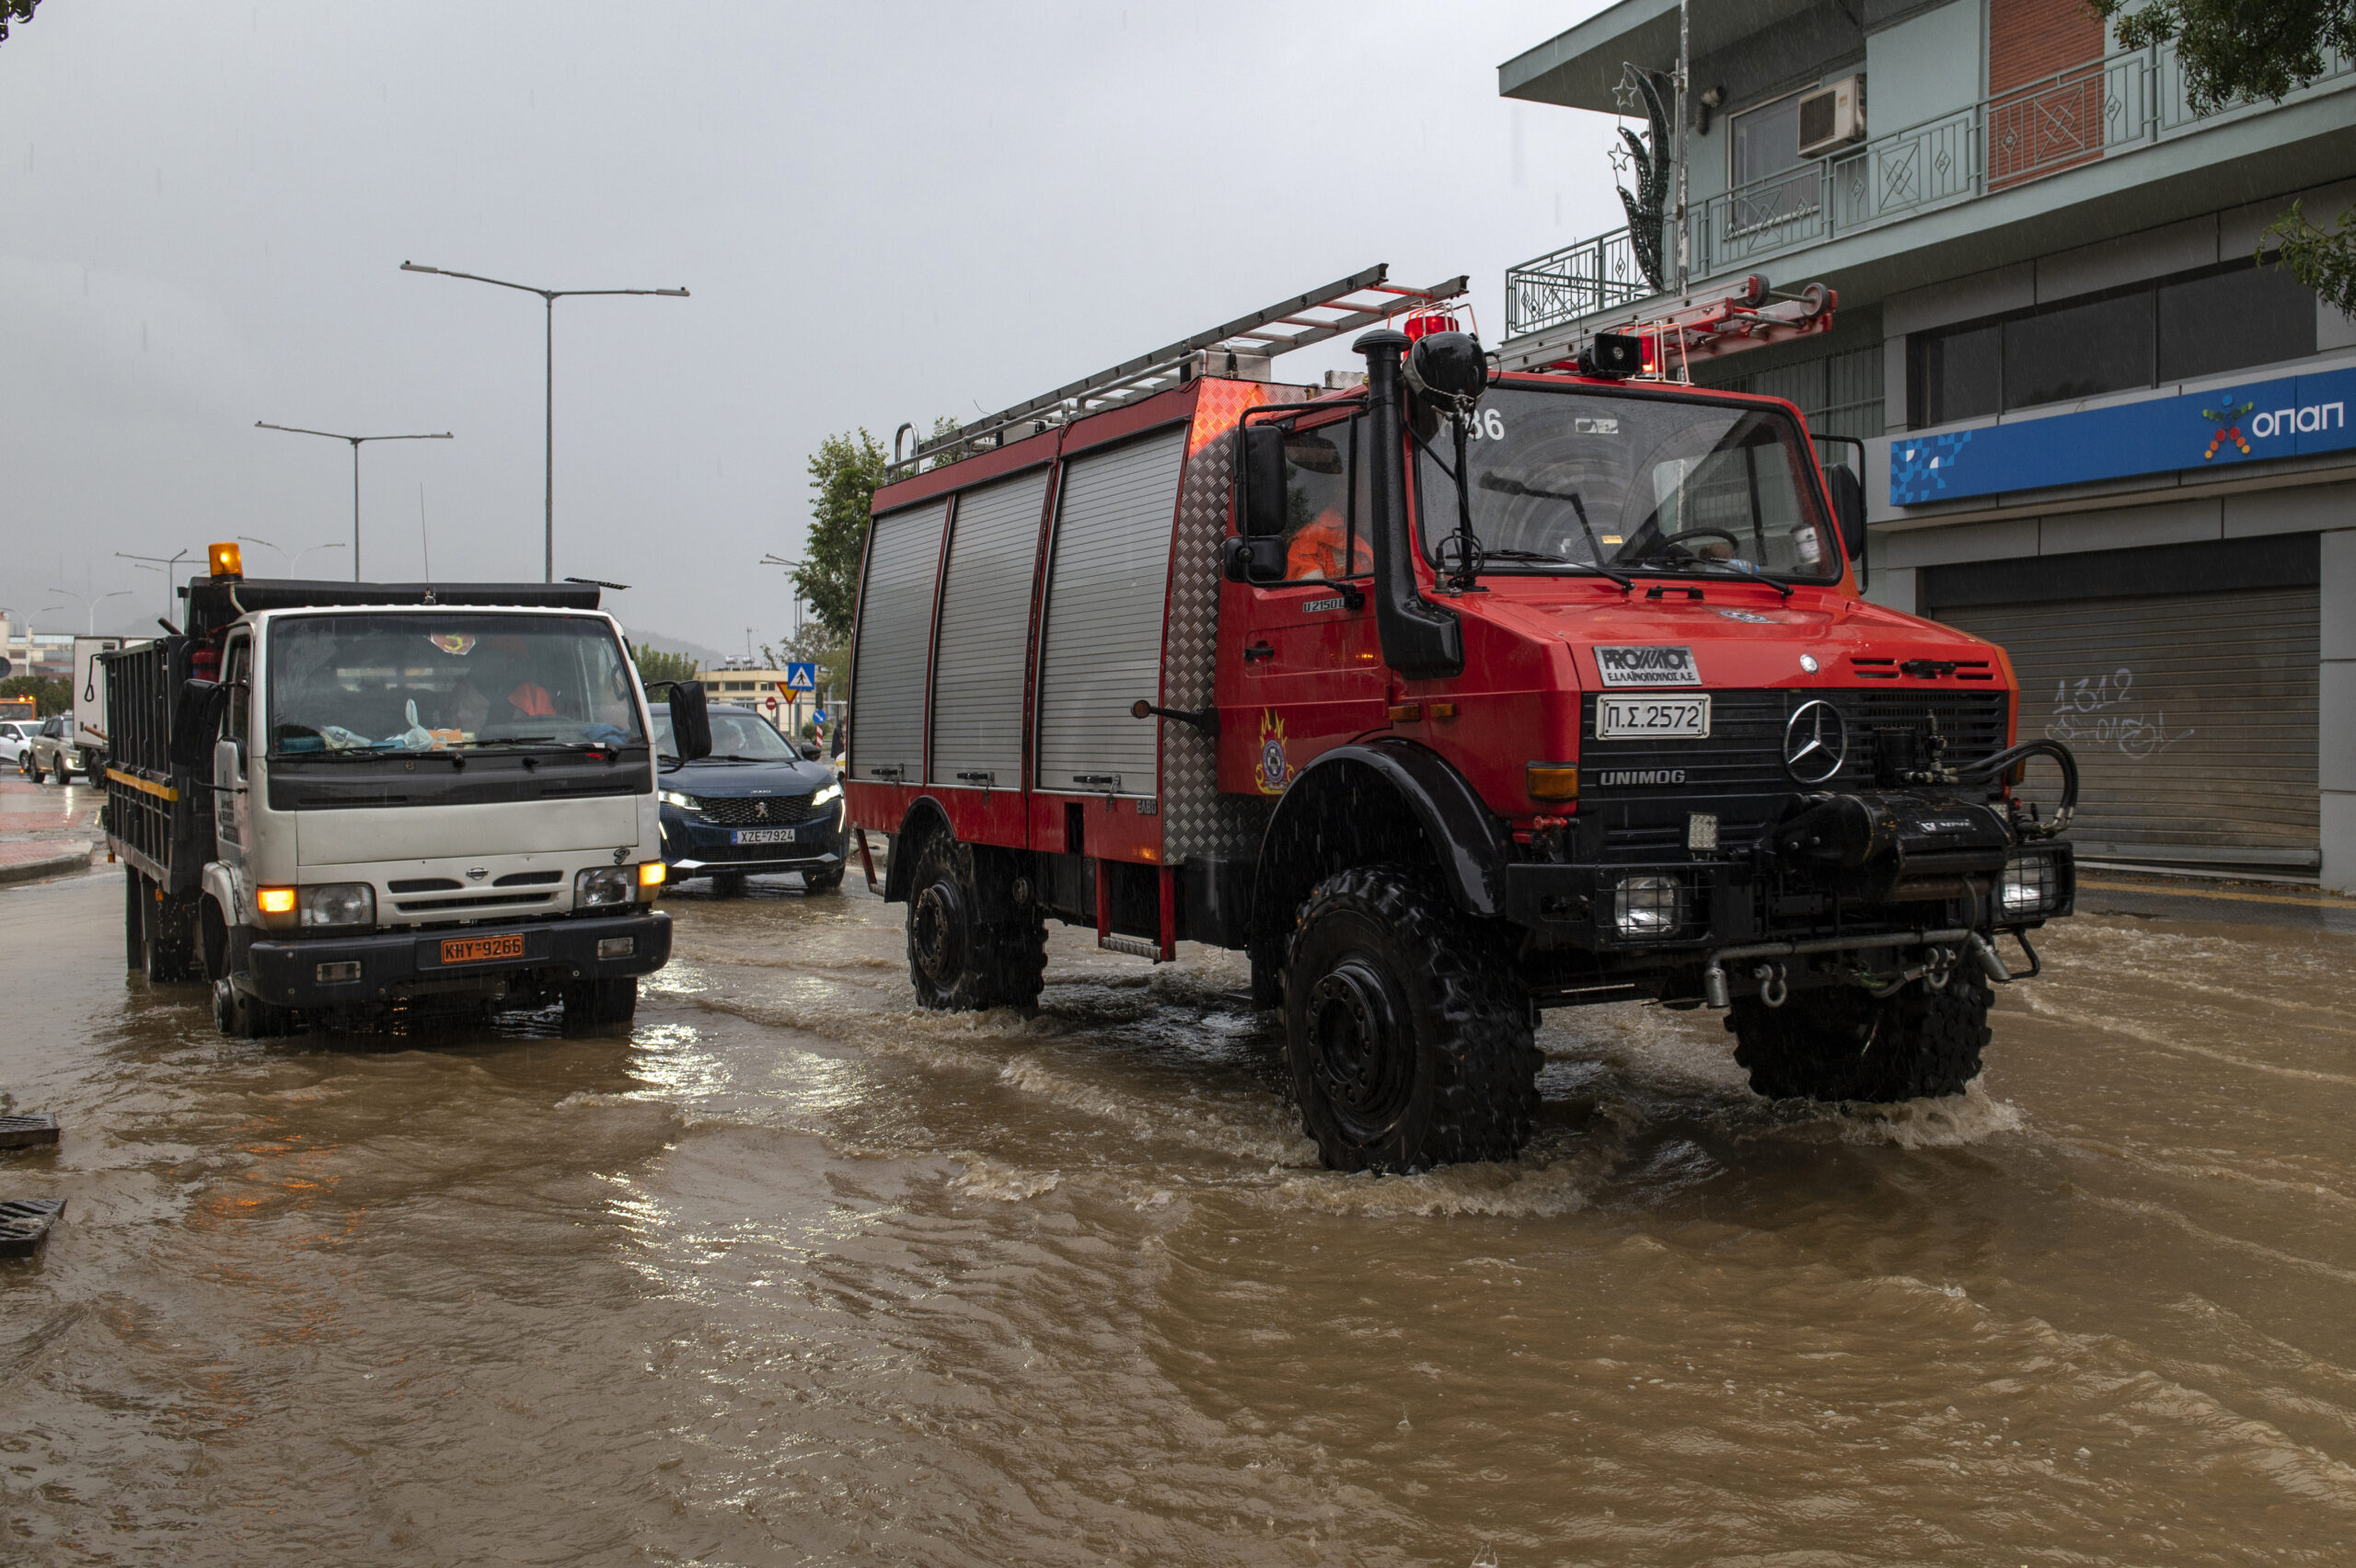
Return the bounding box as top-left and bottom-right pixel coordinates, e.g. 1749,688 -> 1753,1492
1414,386 -> 1842,585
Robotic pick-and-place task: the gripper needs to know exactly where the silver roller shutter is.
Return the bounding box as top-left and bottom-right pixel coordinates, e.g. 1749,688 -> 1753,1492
1936,585 -> 2320,869
1035,428 -> 1189,796
930,468 -> 1049,786
847,499 -> 947,782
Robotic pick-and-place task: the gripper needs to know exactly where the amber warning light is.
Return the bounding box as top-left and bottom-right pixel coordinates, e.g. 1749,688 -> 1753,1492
208,541 -> 244,579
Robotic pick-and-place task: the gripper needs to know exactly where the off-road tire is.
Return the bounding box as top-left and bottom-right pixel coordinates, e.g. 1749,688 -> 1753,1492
710,871 -> 749,899
1282,866 -> 1540,1172
1247,937 -> 1285,1009
562,976 -> 639,1031
139,876 -> 199,983
803,863 -> 846,894
905,833 -> 1045,1010
1727,972 -> 1992,1102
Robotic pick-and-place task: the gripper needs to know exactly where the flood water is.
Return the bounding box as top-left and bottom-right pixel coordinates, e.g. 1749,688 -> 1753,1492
3,865 -> 2352,1565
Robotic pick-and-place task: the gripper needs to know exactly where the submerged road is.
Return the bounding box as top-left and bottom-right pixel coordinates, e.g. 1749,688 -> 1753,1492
2,864 -> 2351,1564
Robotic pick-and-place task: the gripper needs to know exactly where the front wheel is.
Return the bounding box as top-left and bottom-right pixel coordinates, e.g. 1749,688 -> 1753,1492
214,978 -> 294,1038
1282,866 -> 1539,1172
1727,972 -> 1992,1102
562,977 -> 638,1032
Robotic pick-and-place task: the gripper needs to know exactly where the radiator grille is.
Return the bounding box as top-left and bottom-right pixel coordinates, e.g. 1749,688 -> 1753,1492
692,793 -> 816,826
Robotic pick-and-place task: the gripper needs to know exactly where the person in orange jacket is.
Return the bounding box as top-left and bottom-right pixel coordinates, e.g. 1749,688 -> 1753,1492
1285,507 -> 1373,581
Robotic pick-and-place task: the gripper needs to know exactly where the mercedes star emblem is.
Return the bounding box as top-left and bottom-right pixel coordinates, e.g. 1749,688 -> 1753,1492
1783,698 -> 1849,784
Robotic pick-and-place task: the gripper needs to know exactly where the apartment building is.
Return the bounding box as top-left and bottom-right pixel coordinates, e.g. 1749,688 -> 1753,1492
1499,0 -> 2356,887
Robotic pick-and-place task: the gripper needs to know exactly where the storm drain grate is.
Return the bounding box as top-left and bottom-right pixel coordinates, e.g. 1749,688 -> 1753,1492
0,1197 -> 64,1257
0,1114 -> 60,1150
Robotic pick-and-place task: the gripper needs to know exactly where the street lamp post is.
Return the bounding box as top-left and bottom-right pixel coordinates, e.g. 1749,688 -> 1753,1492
115,549 -> 192,617
44,587 -> 133,636
255,423 -> 452,580
399,261 -> 688,583
237,536 -> 349,576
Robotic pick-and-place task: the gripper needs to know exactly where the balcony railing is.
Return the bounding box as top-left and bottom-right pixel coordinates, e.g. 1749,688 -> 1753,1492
1506,38 -> 2354,340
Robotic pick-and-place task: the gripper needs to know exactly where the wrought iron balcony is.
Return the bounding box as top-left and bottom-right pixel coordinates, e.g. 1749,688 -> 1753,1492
1505,37 -> 2355,341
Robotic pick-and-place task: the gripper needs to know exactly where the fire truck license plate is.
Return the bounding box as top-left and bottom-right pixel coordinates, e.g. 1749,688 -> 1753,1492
1596,696 -> 1711,739
440,932 -> 525,965
732,828 -> 797,845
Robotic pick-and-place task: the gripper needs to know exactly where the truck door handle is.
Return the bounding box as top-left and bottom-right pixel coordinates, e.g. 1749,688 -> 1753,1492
1243,641 -> 1275,663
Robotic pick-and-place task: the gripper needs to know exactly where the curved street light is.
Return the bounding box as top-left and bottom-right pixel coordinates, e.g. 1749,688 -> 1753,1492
255,422 -> 453,580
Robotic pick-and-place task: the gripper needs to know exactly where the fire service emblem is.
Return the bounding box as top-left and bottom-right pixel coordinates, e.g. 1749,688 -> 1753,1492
1255,710 -> 1293,795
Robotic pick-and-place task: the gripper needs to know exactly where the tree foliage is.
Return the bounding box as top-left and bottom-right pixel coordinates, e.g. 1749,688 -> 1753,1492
629,641 -> 700,687
0,674 -> 71,716
2088,0 -> 2356,309
796,430 -> 888,640
0,2 -> 41,48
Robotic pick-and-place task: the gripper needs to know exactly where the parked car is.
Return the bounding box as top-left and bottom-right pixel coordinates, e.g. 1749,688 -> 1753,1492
0,720 -> 39,770
24,714 -> 90,784
652,703 -> 847,895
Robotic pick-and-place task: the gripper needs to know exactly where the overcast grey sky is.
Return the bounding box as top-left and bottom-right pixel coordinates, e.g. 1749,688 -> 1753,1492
0,0 -> 1619,655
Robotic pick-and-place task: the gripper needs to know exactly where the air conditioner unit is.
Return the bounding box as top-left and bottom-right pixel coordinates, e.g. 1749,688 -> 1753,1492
1796,75 -> 1865,157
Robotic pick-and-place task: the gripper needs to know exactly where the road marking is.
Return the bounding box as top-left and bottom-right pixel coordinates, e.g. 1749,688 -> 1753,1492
2076,878 -> 2356,911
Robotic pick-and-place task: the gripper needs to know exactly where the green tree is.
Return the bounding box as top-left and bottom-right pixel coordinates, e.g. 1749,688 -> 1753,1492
2089,0 -> 2356,310
1,2 -> 41,48
1,674 -> 71,716
629,641 -> 700,687
796,430 -> 888,639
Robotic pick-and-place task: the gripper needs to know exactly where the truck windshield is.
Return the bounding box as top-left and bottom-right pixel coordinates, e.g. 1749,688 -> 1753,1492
1415,386 -> 1841,583
266,613 -> 645,755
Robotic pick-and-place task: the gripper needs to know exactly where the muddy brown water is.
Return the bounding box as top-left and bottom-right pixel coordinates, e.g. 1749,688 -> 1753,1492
3,868 -> 2351,1565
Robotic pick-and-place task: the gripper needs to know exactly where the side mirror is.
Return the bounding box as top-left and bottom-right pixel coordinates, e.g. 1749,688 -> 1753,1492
666,681 -> 713,762
1220,534 -> 1287,584
1240,425 -> 1287,538
798,743 -> 821,761
169,679 -> 227,770
1828,466 -> 1865,560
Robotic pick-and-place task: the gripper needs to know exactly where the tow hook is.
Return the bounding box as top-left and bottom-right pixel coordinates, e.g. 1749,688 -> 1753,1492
1751,963 -> 1789,1009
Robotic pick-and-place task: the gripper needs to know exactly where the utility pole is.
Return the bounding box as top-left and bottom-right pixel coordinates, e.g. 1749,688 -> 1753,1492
1675,0 -> 1691,295
254,424 -> 452,580
399,262 -> 688,583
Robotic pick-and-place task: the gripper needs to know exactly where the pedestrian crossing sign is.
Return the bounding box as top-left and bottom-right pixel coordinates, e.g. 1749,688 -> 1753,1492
785,663 -> 818,690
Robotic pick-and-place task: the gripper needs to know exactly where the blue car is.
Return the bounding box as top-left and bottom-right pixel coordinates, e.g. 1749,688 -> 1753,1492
652,703 -> 848,895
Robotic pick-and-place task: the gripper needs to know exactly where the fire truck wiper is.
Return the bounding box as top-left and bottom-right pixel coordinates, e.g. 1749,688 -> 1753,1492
1475,475 -> 1634,589
1623,557 -> 1796,598
1478,548 -> 1639,590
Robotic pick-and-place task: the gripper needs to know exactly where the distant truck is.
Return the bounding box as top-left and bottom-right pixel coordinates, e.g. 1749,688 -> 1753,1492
102,544 -> 713,1036
73,635 -> 122,770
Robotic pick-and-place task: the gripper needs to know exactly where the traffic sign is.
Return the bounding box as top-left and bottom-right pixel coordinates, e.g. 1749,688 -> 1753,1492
785,662 -> 818,691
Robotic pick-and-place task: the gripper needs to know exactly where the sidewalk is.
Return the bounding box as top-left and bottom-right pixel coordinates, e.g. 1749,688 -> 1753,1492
0,774 -> 99,886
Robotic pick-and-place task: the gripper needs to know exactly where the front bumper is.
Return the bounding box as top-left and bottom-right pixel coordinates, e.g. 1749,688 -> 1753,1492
1500,841 -> 2076,952
660,806 -> 846,879
245,909 -> 672,1009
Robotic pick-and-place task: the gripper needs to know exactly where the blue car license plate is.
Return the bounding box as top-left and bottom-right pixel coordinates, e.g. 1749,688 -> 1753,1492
731,827 -> 797,846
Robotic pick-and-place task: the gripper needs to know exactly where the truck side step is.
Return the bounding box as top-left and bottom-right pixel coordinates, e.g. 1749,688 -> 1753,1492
0,1114 -> 60,1150
0,1198 -> 64,1257
1099,933 -> 1163,962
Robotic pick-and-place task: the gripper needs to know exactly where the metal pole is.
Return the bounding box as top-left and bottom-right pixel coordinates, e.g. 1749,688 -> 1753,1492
545,294 -> 555,584
1675,0 -> 1691,294
352,439 -> 363,580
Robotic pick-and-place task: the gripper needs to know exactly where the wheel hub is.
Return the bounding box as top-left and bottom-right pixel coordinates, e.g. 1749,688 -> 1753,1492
909,880 -> 966,983
1306,958 -> 1411,1138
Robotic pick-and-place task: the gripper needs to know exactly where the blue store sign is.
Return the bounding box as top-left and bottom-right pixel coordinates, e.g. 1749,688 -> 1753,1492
1890,363 -> 2356,507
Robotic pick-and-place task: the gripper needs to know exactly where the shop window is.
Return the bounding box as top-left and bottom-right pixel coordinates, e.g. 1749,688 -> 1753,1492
2002,292 -> 2152,409
2158,262 -> 2316,382
1713,344 -> 1887,441
1919,325 -> 2001,427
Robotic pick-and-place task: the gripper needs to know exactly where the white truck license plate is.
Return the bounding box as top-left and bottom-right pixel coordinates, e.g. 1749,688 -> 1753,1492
731,827 -> 797,845
1595,695 -> 1711,739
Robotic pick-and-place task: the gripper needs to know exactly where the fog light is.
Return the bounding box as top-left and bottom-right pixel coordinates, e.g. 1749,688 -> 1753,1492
1527,763 -> 1579,802
2000,852 -> 2058,918
596,936 -> 635,959
1612,874 -> 1682,939
300,882 -> 375,928
315,961 -> 362,984
1687,813 -> 1718,851
575,866 -> 632,908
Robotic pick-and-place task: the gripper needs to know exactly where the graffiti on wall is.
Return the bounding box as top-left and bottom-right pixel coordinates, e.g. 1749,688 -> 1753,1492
2041,667 -> 2191,760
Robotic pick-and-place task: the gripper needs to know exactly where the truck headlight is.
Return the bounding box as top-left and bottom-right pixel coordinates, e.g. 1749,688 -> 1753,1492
810,781 -> 842,807
1611,874 -> 1683,939
2000,851 -> 2061,918
660,790 -> 699,811
299,882 -> 375,928
575,866 -> 634,908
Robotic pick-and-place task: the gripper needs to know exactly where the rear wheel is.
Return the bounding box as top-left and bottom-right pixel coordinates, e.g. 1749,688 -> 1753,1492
1727,972 -> 1992,1102
141,877 -> 198,982
123,866 -> 145,970
904,832 -> 1045,1010
1281,866 -> 1539,1172
562,976 -> 639,1031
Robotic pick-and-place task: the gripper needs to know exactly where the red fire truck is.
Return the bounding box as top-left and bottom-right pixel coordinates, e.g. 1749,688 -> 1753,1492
843,266 -> 2078,1172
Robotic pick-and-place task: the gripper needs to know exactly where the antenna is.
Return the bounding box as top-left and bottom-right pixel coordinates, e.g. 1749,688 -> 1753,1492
419,484 -> 431,582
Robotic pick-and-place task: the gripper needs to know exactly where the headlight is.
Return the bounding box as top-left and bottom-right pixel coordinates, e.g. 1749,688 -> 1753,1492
2000,852 -> 2060,918
1612,874 -> 1682,939
810,781 -> 842,807
660,790 -> 699,811
299,882 -> 375,928
575,866 -> 635,908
